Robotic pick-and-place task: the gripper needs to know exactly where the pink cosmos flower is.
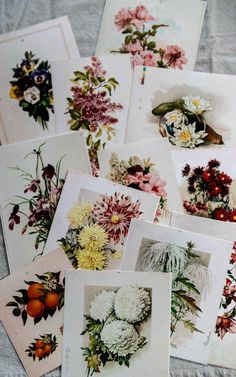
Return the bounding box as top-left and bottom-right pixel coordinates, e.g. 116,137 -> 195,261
140,174 -> 167,197
164,45 -> 188,70
132,5 -> 156,29
223,278 -> 236,299
123,40 -> 143,53
114,8 -> 134,31
216,315 -> 236,339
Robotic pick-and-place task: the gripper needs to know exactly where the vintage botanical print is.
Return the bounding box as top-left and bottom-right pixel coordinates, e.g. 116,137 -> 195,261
66,56 -> 123,175
8,143 -> 65,256
9,51 -> 53,130
25,333 -> 58,361
60,192 -> 142,269
152,95 -> 223,148
108,153 -> 168,219
82,285 -> 151,376
112,5 -> 188,69
6,271 -> 64,325
140,240 -> 211,337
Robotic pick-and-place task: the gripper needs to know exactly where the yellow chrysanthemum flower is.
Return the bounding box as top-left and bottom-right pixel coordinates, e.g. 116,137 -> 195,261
9,85 -> 22,99
76,249 -> 107,270
67,202 -> 92,227
78,224 -> 109,251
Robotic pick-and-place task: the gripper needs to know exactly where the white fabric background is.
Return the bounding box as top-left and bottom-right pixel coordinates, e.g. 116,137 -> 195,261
0,0 -> 236,376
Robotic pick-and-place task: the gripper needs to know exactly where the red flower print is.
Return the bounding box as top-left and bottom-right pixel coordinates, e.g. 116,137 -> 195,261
182,164 -> 190,177
8,204 -> 20,230
219,172 -> 232,185
164,45 -> 188,70
208,159 -> 220,169
229,210 -> 236,222
42,164 -> 55,180
216,314 -> 236,339
212,208 -> 229,221
202,169 -> 213,182
24,179 -> 40,193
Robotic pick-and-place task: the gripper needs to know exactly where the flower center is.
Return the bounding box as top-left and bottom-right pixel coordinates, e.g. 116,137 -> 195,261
179,130 -> 191,142
171,115 -> 177,122
220,213 -> 225,219
111,214 -> 120,224
192,99 -> 201,107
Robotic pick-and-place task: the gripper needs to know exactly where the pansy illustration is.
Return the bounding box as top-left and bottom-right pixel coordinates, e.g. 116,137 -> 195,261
152,95 -> 223,148
112,5 -> 188,69
9,51 -> 53,130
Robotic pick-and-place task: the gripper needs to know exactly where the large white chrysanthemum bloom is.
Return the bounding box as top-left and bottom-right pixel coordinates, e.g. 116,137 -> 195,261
183,261 -> 212,300
114,285 -> 151,323
90,290 -> 116,322
141,241 -> 187,278
100,319 -> 144,356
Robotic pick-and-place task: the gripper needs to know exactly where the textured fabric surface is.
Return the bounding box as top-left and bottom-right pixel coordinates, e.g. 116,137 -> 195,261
0,0 -> 236,376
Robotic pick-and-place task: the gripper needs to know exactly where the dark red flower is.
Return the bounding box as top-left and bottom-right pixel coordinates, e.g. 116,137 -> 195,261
209,182 -> 222,196
216,314 -> 236,339
127,165 -> 143,175
230,250 -> 236,264
218,172 -> 232,185
193,166 -> 204,176
202,169 -> 214,182
212,207 -> 229,221
8,204 -> 20,230
229,210 -> 236,222
187,175 -> 197,186
182,164 -> 190,177
208,159 -> 220,169
24,179 -> 40,193
196,202 -> 209,211
183,200 -> 197,214
42,164 -> 55,180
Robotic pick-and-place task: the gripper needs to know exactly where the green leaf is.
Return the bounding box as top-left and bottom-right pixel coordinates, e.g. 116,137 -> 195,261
125,35 -> 132,45
147,41 -> 156,50
122,27 -> 133,34
6,301 -> 19,307
175,276 -> 200,295
104,84 -> 112,95
182,319 -> 203,334
22,310 -> 27,326
86,134 -> 93,147
73,71 -> 87,80
173,290 -> 202,316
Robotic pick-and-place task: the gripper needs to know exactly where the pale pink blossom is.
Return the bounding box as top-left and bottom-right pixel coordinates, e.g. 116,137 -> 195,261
216,315 -> 236,339
132,5 -> 156,29
123,40 -> 143,53
140,175 -> 167,197
84,56 -> 106,77
114,8 -> 134,31
127,171 -> 150,185
164,45 -> 188,70
130,51 -> 157,68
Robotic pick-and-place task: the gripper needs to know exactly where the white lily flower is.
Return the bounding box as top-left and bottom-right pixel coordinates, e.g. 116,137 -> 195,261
170,123 -> 208,148
164,109 -> 186,128
182,95 -> 211,115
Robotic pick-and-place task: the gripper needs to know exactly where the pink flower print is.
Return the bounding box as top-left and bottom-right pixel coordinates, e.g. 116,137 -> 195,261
84,57 -> 106,78
123,40 -> 143,53
223,279 -> 236,300
132,5 -> 156,29
164,45 -> 188,70
140,174 -> 167,197
127,171 -> 148,185
24,179 -> 40,193
114,8 -> 134,31
216,315 -> 236,339
143,52 -> 158,67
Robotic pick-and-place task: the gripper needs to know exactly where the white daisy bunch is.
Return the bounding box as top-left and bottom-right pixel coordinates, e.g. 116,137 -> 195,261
114,285 -> 151,323
170,123 -> 208,148
100,319 -> 145,357
90,290 -> 116,322
182,95 -> 211,115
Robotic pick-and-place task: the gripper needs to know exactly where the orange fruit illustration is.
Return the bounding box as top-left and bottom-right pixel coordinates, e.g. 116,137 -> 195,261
35,340 -> 44,348
44,344 -> 52,354
44,292 -> 59,310
35,348 -> 44,358
26,299 -> 45,318
27,283 -> 45,299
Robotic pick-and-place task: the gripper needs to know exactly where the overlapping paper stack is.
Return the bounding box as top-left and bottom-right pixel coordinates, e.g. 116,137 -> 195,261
0,1 -> 235,376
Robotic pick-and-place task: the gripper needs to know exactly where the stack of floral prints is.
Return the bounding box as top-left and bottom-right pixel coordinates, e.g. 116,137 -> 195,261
62,270 -> 171,377
44,170 -> 160,270
0,248 -> 72,377
121,219 -> 232,364
51,55 -> 132,175
0,17 -> 79,144
126,67 -> 236,148
98,138 -> 182,223
170,212 -> 236,369
95,0 -> 206,70
0,133 -> 90,272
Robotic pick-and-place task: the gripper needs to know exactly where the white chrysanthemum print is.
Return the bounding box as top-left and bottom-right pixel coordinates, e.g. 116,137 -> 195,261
165,109 -> 186,128
182,95 -> 211,115
90,290 -> 116,322
170,123 -> 208,148
114,285 -> 151,323
100,319 -> 144,356
183,262 -> 212,300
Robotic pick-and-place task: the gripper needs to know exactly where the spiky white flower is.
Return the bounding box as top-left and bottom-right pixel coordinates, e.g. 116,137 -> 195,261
100,319 -> 145,356
140,241 -> 187,278
170,123 -> 208,148
165,110 -> 186,128
90,290 -> 116,322
183,262 -> 212,300
182,95 -> 211,115
114,285 -> 151,324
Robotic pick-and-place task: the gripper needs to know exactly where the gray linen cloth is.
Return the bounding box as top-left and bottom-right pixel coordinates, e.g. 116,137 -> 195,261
0,0 -> 236,376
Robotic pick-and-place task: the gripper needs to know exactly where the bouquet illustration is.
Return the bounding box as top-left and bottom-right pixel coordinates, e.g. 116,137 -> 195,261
82,285 -> 151,376
108,153 -> 168,218
182,159 -> 236,221
152,95 -> 223,148
8,143 -> 65,254
140,240 -> 211,336
6,271 -> 64,325
216,243 -> 236,339
59,192 -> 142,269
9,51 -> 53,130
113,5 -> 188,69
66,56 -> 123,175
25,333 -> 58,361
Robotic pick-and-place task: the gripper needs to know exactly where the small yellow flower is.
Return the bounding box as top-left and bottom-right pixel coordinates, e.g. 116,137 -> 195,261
111,250 -> 123,260
87,354 -> 101,372
48,89 -> 53,105
21,62 -> 35,73
78,224 -> 109,251
9,85 -> 22,99
76,249 -> 107,270
67,202 -> 92,227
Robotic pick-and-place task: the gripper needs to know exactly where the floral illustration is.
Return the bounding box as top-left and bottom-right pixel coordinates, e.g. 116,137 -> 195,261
152,95 -> 223,148
108,153 -> 168,219
25,333 -> 58,361
140,240 -> 211,336
6,271 -> 64,326
81,285 -> 151,376
66,57 -> 123,176
59,193 -> 142,269
112,5 -> 188,69
8,143 -> 65,255
9,51 -> 53,130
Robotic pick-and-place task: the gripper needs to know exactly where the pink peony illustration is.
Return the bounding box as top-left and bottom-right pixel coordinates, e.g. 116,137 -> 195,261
139,174 -> 167,197
164,45 -> 188,70
114,8 -> 134,31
